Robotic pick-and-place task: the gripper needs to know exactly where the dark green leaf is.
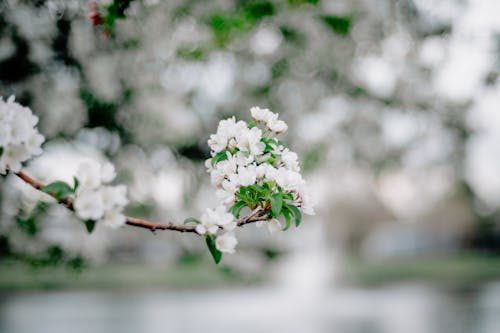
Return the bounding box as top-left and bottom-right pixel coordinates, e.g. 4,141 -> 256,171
288,204 -> 302,227
41,181 -> 73,200
320,15 -> 352,36
84,220 -> 97,234
271,193 -> 283,218
282,208 -> 291,231
211,151 -> 228,167
230,201 -> 247,218
73,177 -> 79,192
205,235 -> 222,264
184,217 -> 200,225
0,147 -> 3,157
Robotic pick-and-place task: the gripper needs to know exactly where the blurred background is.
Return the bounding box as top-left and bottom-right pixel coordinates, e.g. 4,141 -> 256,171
1,0 -> 500,332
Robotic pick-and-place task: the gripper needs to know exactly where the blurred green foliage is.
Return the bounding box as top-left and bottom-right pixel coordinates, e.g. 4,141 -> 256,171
320,15 -> 352,36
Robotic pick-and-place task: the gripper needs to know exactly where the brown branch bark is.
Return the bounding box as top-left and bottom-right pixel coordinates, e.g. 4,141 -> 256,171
14,171 -> 267,234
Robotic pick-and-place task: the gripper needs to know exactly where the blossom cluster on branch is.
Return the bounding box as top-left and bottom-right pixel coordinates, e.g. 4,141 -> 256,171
1,97 -> 314,264
73,161 -> 129,230
0,96 -> 45,175
197,107 -> 315,262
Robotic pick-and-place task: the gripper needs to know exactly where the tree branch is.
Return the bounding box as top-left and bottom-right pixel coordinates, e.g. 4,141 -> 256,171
14,171 -> 267,234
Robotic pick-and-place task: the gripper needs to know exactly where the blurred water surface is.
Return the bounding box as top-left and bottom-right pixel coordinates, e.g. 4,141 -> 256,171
1,282 -> 500,333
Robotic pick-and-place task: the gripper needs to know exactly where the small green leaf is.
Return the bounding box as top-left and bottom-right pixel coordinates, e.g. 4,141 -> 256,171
320,15 -> 352,36
184,217 -> 200,225
230,201 -> 247,218
73,177 -> 79,192
0,147 -> 3,157
282,208 -> 291,231
287,204 -> 302,227
16,216 -> 38,237
41,181 -> 73,200
205,235 -> 222,264
248,121 -> 257,128
211,151 -> 228,167
271,193 -> 283,217
84,220 -> 97,234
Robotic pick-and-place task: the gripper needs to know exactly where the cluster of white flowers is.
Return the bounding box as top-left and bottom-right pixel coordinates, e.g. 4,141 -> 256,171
202,107 -> 315,255
73,161 -> 129,229
0,96 -> 45,174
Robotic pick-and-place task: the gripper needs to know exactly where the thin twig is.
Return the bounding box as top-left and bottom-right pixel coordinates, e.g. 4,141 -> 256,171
14,171 -> 268,234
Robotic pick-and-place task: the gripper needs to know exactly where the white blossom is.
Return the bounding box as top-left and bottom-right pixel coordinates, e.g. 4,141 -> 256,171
208,133 -> 228,153
76,162 -> 102,189
74,189 -> 105,221
0,145 -> 30,173
73,160 -> 128,229
235,164 -> 257,186
256,218 -> 282,233
280,148 -> 300,171
250,106 -> 278,123
275,168 -> 304,191
100,209 -> 127,228
0,96 -> 45,175
267,119 -> 288,133
215,232 -> 238,253
299,186 -> 316,216
101,185 -> 128,211
236,127 -> 265,156
100,162 -> 116,183
216,179 -> 238,205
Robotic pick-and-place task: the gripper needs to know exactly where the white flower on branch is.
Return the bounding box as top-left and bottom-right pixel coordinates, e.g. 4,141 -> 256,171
0,96 -> 45,174
235,127 -> 265,156
215,232 -> 238,254
196,205 -> 235,235
74,188 -> 105,220
101,209 -> 127,229
74,160 -> 128,229
267,119 -> 288,134
250,106 -> 278,124
256,218 -> 282,233
0,145 -> 31,173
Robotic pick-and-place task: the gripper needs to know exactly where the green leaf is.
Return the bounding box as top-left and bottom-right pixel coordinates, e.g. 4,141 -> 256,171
230,201 -> 247,218
320,15 -> 352,36
211,151 -> 228,167
73,177 -> 79,192
0,147 -> 3,157
184,217 -> 200,225
270,193 -> 283,218
16,216 -> 38,237
205,235 -> 222,264
287,204 -> 302,227
84,220 -> 97,234
282,208 -> 291,231
248,121 -> 257,128
41,181 -> 74,200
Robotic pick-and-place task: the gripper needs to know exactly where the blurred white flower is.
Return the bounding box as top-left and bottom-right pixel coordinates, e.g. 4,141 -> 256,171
0,144 -> 30,173
256,218 -> 282,233
251,106 -> 278,124
100,209 -> 127,229
280,148 -> 300,171
0,96 -> 45,174
215,232 -> 238,254
101,185 -> 128,211
267,119 -> 288,134
74,188 -> 105,221
76,162 -> 102,189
